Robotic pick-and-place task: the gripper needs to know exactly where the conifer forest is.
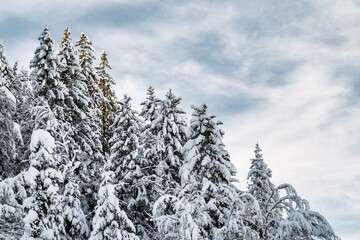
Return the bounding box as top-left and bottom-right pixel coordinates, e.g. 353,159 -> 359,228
0,27 -> 340,239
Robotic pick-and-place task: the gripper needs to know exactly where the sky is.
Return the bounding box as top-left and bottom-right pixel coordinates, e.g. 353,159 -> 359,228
1,0 -> 359,239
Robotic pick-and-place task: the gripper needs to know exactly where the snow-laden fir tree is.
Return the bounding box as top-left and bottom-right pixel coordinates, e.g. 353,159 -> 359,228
76,32 -> 103,109
0,85 -> 22,179
109,95 -> 154,238
21,128 -> 66,240
140,86 -> 161,123
169,104 -> 239,239
0,176 -> 24,239
96,51 -> 119,155
62,156 -> 89,240
30,27 -> 66,108
0,42 -> 15,86
90,160 -> 138,240
58,27 -> 104,222
247,143 -> 281,238
247,144 -> 339,239
152,89 -> 187,192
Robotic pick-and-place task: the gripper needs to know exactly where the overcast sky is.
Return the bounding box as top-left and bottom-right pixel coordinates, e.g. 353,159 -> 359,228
1,0 -> 359,239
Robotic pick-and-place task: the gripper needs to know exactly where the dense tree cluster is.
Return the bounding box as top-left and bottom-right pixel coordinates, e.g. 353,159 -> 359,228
0,27 -> 339,239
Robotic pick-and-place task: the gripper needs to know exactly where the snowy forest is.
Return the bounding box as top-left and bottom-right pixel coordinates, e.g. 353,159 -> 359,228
0,26 -> 340,239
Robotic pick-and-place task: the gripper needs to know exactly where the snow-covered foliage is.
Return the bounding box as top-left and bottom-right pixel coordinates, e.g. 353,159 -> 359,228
0,85 -> 22,179
0,42 -> 15,86
153,89 -> 187,191
21,129 -> 66,240
59,27 -> 104,223
90,168 -> 138,240
0,27 -> 339,240
96,51 -> 118,155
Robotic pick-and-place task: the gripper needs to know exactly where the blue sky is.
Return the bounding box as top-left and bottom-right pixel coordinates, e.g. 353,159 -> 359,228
1,0 -> 360,238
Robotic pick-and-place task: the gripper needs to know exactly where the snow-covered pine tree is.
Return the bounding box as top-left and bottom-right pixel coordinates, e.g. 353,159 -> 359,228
109,95 -> 155,238
62,156 -> 89,240
30,26 -> 65,108
247,144 -> 338,239
140,86 -> 161,123
0,176 -> 24,239
0,85 -> 22,179
153,89 -> 187,193
0,42 -> 15,86
21,128 -> 66,240
176,104 -> 238,239
76,32 -> 103,110
247,143 -> 281,238
96,51 -> 118,155
89,161 -> 138,240
58,27 -> 104,222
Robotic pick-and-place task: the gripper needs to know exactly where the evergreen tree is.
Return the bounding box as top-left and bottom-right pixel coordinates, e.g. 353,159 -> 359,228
109,95 -> 154,238
156,89 -> 187,191
140,86 -> 161,123
96,51 -> 118,155
63,158 -> 89,240
177,104 -> 238,239
0,86 -> 22,179
21,129 -> 65,240
247,143 -> 281,238
76,32 -> 103,108
30,26 -> 65,108
247,144 -> 338,239
59,27 -> 104,221
0,177 -> 24,239
0,42 -> 15,86
90,163 -> 138,240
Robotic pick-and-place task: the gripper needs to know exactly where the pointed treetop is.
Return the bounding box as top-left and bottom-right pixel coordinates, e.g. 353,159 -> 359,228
96,51 -> 112,70
60,27 -> 71,48
76,32 -> 96,69
254,142 -> 262,159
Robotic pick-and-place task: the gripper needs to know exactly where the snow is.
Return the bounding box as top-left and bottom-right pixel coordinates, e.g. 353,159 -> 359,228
0,86 -> 16,103
30,129 -> 55,153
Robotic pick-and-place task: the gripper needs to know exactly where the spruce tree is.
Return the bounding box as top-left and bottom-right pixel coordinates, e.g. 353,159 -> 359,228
21,128 -> 65,239
247,144 -> 338,239
96,51 -> 118,155
90,163 -> 138,240
63,159 -> 89,240
155,89 -> 187,191
0,86 -> 22,179
177,104 -> 238,239
76,32 -> 103,109
140,86 -> 161,123
59,27 -> 104,221
0,42 -> 15,86
247,143 -> 281,238
109,95 -> 155,238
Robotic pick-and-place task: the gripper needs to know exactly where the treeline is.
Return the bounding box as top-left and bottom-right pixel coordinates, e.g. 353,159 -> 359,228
0,26 -> 339,239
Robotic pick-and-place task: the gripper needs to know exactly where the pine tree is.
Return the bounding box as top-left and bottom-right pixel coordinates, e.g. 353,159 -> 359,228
247,144 -> 338,239
140,86 -> 161,123
0,86 -> 22,179
30,26 -> 65,107
59,27 -> 104,221
76,32 -> 103,108
154,89 -> 187,192
96,51 -> 118,155
21,129 -> 65,240
0,42 -> 15,86
90,163 -> 138,240
247,143 -> 281,238
176,104 -> 238,239
63,158 -> 89,240
109,95 -> 155,238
